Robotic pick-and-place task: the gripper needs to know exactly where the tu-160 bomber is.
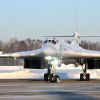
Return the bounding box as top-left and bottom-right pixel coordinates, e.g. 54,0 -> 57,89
0,31 -> 100,82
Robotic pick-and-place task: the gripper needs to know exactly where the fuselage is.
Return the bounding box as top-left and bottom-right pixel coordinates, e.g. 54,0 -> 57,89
42,39 -> 100,59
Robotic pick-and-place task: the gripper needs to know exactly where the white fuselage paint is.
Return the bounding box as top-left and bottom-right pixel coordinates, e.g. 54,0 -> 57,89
42,40 -> 100,59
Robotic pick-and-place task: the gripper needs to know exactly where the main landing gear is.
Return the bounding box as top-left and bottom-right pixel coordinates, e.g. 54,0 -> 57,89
80,62 -> 90,81
80,73 -> 90,81
44,64 -> 60,83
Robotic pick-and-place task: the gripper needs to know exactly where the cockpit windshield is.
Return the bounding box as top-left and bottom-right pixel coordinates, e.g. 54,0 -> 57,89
44,38 -> 58,45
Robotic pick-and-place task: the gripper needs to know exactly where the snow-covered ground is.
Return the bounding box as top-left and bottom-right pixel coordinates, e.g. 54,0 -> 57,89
0,64 -> 99,79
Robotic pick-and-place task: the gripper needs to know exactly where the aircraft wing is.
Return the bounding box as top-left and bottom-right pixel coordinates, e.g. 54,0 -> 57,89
79,49 -> 100,58
62,48 -> 100,59
0,48 -> 43,58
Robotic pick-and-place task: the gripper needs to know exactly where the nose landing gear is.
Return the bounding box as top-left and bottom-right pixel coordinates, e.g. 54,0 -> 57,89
44,64 -> 60,83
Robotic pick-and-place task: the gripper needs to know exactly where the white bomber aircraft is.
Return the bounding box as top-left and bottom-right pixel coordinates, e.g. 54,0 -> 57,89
0,31 -> 100,82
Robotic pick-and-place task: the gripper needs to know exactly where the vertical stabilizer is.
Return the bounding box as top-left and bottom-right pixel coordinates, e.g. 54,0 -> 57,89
71,31 -> 80,46
71,8 -> 80,46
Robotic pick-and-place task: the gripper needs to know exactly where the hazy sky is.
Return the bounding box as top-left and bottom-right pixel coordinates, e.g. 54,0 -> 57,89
0,0 -> 100,41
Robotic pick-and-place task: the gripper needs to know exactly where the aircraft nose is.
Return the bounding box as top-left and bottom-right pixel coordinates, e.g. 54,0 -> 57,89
43,46 -> 56,56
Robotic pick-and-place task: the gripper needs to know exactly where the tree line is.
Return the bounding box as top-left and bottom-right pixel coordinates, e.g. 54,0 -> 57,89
0,38 -> 42,53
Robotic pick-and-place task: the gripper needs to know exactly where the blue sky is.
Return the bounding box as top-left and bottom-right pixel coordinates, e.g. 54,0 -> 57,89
0,0 -> 100,41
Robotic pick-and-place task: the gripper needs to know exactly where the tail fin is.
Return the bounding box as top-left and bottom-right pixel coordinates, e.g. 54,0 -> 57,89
71,31 -> 80,46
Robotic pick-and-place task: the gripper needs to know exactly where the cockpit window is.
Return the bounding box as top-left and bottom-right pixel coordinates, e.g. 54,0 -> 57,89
49,40 -> 51,43
52,40 -> 56,44
44,40 -> 47,44
44,38 -> 58,45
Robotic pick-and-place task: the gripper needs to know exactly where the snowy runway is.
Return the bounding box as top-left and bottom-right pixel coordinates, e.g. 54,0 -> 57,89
0,80 -> 99,100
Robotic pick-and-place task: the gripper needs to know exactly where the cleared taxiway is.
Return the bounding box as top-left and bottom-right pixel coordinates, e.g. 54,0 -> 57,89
0,80 -> 99,100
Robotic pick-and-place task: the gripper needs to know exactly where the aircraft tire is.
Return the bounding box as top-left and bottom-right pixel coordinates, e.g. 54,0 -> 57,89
54,75 -> 60,83
80,73 -> 84,81
44,73 -> 48,81
86,73 -> 90,81
47,74 -> 60,83
52,75 -> 57,83
51,75 -> 60,83
47,73 -> 52,82
80,73 -> 90,81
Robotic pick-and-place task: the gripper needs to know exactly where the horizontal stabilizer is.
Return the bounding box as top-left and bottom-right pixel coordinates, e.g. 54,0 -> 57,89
43,35 -> 100,37
43,35 -> 73,37
80,35 -> 100,37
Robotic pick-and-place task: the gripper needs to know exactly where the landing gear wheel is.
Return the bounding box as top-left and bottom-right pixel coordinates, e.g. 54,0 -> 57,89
80,73 -> 83,81
48,74 -> 60,83
44,73 -> 48,81
48,73 -> 53,82
51,75 -> 57,82
80,73 -> 90,81
53,75 -> 60,83
86,73 -> 90,81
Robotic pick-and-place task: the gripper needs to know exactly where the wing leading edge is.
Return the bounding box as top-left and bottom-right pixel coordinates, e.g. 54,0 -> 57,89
62,47 -> 100,59
0,48 -> 43,58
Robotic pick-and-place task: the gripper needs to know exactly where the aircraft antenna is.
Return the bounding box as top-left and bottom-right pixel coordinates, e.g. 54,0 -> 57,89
75,8 -> 78,32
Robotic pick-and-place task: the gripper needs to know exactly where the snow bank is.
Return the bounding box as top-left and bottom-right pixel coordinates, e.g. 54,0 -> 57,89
0,65 -> 99,79
0,66 -> 23,72
0,69 -> 45,79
